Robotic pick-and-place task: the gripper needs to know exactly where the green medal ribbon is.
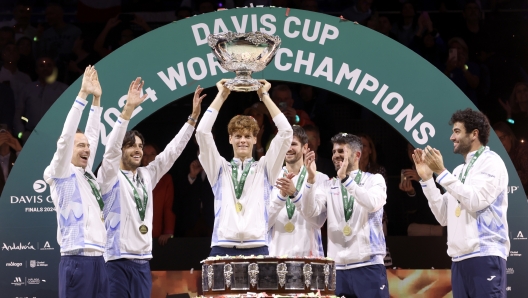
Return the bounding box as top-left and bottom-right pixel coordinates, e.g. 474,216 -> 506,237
230,159 -> 254,199
339,170 -> 363,222
458,146 -> 485,184
121,171 -> 148,221
284,166 -> 308,220
84,171 -> 104,211
455,146 -> 485,206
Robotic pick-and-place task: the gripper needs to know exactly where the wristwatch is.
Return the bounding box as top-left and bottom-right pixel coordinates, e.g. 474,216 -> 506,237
289,190 -> 299,199
340,175 -> 349,184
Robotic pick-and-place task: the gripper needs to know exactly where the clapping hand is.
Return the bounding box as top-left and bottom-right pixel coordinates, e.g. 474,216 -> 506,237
305,150 -> 317,184
276,172 -> 296,198
423,146 -> 446,175
337,146 -> 349,180
412,148 -> 433,181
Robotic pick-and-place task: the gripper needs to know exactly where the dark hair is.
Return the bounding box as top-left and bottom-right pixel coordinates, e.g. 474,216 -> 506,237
303,124 -> 320,138
449,108 -> 490,145
331,133 -> 363,153
76,128 -> 83,134
271,84 -> 292,98
292,125 -> 308,146
143,142 -> 160,154
493,121 -> 517,144
122,130 -> 145,149
356,132 -> 378,165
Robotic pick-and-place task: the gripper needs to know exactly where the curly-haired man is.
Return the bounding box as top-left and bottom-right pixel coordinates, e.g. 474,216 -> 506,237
413,108 -> 509,297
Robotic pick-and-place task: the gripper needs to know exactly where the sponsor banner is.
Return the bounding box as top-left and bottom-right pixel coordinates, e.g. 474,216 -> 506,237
0,7 -> 527,297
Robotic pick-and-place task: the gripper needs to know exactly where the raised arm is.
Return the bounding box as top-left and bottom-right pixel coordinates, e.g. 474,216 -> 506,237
45,66 -> 97,179
97,78 -> 146,195
84,68 -> 103,172
259,80 -> 293,183
145,86 -> 204,187
196,81 -> 230,186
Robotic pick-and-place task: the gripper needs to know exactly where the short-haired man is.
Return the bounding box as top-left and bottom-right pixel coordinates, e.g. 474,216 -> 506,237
43,66 -> 108,298
97,81 -> 204,297
302,133 -> 389,297
413,108 -> 509,297
268,125 -> 328,257
196,79 -> 293,257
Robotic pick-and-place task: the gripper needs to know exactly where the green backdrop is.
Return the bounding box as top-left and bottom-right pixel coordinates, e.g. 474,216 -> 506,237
1,8 -> 526,297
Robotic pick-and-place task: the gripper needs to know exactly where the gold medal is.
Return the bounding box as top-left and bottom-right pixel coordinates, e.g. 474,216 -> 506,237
236,202 -> 243,213
139,224 -> 148,235
455,204 -> 461,217
343,225 -> 352,236
284,221 -> 295,233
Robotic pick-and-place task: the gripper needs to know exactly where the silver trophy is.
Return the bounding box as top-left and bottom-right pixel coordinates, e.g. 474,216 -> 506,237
208,31 -> 281,92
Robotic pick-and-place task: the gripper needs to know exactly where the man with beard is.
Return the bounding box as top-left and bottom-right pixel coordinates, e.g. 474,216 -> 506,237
413,108 -> 509,297
97,81 -> 204,298
196,79 -> 292,257
268,125 -> 328,257
301,133 -> 389,297
44,66 -> 108,297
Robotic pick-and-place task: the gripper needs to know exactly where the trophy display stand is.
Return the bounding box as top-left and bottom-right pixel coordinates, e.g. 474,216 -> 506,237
201,256 -> 336,297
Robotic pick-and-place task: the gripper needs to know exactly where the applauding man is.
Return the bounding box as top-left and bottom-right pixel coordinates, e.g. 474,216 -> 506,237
44,66 -> 107,298
97,81 -> 204,297
268,125 -> 328,257
196,79 -> 292,257
413,108 -> 509,297
302,133 -> 389,297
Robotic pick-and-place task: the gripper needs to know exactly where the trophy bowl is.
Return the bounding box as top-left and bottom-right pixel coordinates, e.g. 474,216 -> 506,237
208,31 -> 281,92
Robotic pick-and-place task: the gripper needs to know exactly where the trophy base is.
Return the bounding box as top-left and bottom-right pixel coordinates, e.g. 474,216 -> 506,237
224,78 -> 262,92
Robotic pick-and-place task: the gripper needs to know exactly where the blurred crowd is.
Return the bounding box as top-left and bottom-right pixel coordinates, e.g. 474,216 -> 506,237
0,0 -> 527,250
